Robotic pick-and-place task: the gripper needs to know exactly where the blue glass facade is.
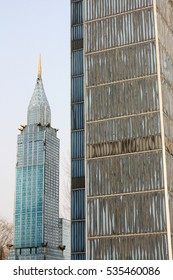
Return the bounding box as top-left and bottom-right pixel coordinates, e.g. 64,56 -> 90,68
15,127 -> 45,249
71,0 -> 86,260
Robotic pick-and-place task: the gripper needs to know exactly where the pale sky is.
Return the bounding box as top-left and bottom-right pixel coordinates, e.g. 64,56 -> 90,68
0,0 -> 70,222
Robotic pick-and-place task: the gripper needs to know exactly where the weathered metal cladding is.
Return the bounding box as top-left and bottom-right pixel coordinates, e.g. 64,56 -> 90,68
85,0 -> 173,259
156,0 -> 173,248
88,234 -> 168,260
87,152 -> 164,196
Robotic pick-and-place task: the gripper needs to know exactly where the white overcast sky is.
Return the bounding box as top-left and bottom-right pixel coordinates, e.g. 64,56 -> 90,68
0,0 -> 70,222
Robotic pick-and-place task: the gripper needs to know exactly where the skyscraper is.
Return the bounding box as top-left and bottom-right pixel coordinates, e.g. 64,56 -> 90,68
9,58 -> 70,260
71,0 -> 173,260
71,0 -> 86,260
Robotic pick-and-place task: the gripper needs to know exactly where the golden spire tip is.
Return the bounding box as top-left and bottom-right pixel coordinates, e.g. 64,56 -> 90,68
38,54 -> 42,79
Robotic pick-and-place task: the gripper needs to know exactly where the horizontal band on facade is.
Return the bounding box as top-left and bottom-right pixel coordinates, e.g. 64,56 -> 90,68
71,101 -> 84,105
71,157 -> 84,160
72,219 -> 85,222
88,231 -> 167,240
71,252 -> 85,255
71,130 -> 84,133
87,189 -> 165,200
72,176 -> 85,189
85,39 -> 156,56
72,188 -> 85,191
71,73 -> 84,78
86,74 -> 158,89
87,148 -> 162,161
86,136 -> 162,158
71,38 -> 83,51
86,110 -> 160,124
84,5 -> 153,24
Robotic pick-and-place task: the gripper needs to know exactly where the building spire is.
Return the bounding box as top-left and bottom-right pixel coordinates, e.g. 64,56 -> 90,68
27,56 -> 51,125
38,54 -> 42,79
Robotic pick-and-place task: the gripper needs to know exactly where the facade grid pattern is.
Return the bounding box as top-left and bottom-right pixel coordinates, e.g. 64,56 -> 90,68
10,67 -> 70,260
71,0 -> 86,260
84,0 -> 173,260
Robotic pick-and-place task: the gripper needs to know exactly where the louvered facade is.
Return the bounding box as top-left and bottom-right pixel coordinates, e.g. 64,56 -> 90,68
71,0 -> 173,260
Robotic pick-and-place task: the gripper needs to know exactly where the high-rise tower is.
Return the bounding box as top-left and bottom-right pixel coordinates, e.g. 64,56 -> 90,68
9,58 -> 70,260
71,0 -> 86,260
71,0 -> 173,259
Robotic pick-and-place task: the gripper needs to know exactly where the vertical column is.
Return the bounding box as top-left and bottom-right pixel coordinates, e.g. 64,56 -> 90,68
153,0 -> 173,259
71,0 -> 86,260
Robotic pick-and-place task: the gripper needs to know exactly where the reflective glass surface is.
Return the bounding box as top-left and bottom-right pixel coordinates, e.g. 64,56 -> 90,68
27,78 -> 51,125
71,0 -> 86,260
14,123 -> 61,259
15,126 -> 45,248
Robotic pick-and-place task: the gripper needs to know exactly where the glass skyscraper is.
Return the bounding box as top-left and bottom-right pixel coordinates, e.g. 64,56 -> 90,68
71,0 -> 173,259
71,0 -> 86,260
9,58 -> 70,260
